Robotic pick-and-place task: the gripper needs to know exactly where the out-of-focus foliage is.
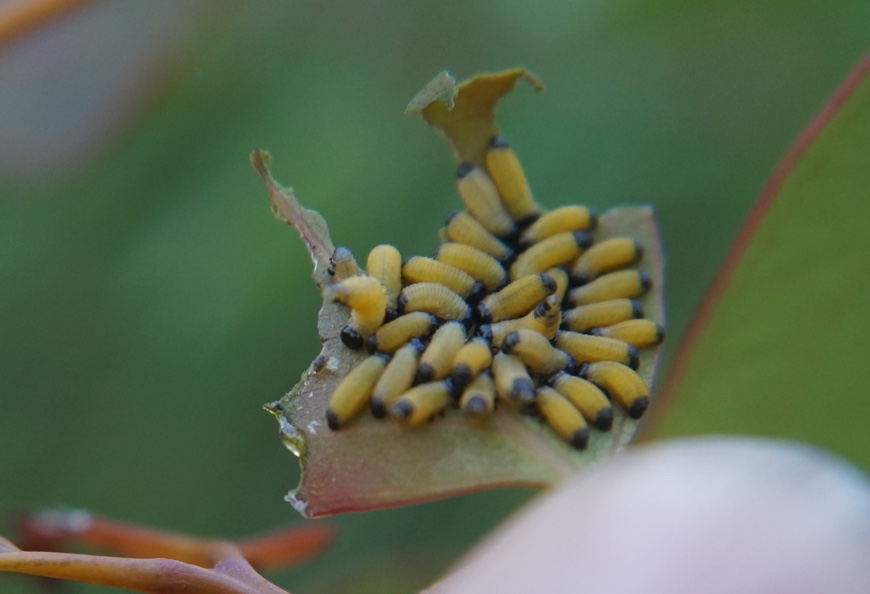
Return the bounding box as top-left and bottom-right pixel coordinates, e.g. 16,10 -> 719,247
651,55 -> 870,466
1,1 -> 869,592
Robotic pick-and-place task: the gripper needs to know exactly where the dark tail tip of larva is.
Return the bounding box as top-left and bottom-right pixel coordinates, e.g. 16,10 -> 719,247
326,408 -> 341,431
370,398 -> 387,419
570,427 -> 590,450
392,400 -> 414,420
594,407 -> 614,431
627,396 -> 649,419
627,345 -> 640,370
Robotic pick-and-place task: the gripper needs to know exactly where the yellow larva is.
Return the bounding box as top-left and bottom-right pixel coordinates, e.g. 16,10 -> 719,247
482,294 -> 561,348
546,267 -> 569,305
561,298 -> 643,332
484,135 -> 541,223
367,244 -> 403,310
502,329 -> 572,377
456,162 -> 516,237
402,256 -> 485,302
327,275 -> 387,331
415,321 -> 467,384
555,330 -> 639,369
435,242 -> 508,292
442,210 -> 514,261
519,205 -> 597,248
510,231 -> 592,280
492,352 -> 536,404
535,386 -> 590,450
580,361 -> 650,420
328,246 -> 360,280
390,380 -> 454,426
370,340 -> 424,418
593,319 -> 665,348
478,272 -> 556,323
549,371 -> 613,431
459,372 -> 496,417
450,337 -> 494,390
367,311 -> 438,354
569,237 -> 643,284
398,282 -> 472,325
328,275 -> 388,349
568,270 -> 651,306
326,353 -> 389,430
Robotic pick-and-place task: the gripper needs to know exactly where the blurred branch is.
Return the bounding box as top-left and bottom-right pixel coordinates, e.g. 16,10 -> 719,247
0,0 -> 99,47
2,508 -> 336,593
14,508 -> 334,571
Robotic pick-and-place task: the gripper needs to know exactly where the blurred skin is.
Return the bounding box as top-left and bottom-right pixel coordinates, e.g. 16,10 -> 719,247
429,437 -> 870,593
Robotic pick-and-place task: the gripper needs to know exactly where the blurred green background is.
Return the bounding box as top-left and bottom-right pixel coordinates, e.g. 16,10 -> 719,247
1,0 -> 869,592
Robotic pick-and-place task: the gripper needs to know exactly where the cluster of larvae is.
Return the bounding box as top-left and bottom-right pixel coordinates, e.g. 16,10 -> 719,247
324,136 -> 663,449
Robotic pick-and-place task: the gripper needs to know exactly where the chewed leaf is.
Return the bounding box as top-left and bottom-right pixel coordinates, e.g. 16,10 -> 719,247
264,206 -> 663,518
409,68 -> 544,166
258,70 -> 665,517
250,149 -> 337,288
645,53 -> 870,471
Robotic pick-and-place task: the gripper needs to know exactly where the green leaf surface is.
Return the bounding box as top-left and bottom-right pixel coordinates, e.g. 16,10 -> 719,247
648,54 -> 870,471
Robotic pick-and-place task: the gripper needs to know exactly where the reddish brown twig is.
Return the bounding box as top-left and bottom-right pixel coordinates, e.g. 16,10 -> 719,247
2,508 -> 335,594
0,0 -> 100,47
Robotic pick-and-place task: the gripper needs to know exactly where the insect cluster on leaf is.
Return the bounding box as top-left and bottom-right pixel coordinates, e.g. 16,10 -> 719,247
324,132 -> 664,450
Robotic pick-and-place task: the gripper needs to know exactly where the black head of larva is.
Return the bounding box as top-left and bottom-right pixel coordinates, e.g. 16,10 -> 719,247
464,394 -> 489,414
392,400 -> 414,420
467,280 -> 487,305
639,271 -> 653,292
572,230 -> 594,250
474,302 -> 492,324
414,363 -> 436,385
340,325 -> 365,350
488,135 -> 510,149
456,161 -> 476,179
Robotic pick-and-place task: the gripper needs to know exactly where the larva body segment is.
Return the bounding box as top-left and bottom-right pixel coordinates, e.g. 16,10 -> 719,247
568,270 -> 651,306
561,299 -> 643,332
460,372 -> 496,417
435,242 -> 508,292
456,162 -> 516,238
519,205 -> 597,248
536,386 -> 590,450
391,380 -> 454,426
398,282 -> 472,325
510,231 -> 592,280
477,272 -> 556,323
570,237 -> 643,284
580,361 -> 650,420
326,353 -> 389,430
367,244 -> 403,310
593,319 -> 665,348
485,135 -> 541,223
443,210 -> 514,261
370,340 -> 425,418
415,321 -> 468,384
